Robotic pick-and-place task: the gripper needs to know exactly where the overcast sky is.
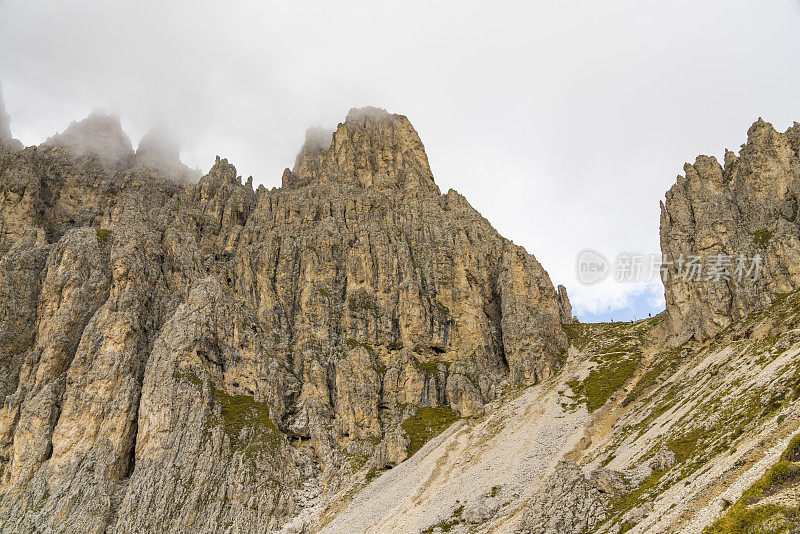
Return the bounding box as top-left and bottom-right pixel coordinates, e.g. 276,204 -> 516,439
1,0 -> 799,321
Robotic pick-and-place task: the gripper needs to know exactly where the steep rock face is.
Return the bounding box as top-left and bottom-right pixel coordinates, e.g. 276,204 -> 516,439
557,284 -> 574,324
0,87 -> 22,152
660,118 -> 800,341
516,462 -> 625,534
285,107 -> 439,194
0,108 -> 568,531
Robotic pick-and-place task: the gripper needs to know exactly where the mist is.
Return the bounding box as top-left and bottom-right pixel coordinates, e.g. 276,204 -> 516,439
1,0 -> 799,320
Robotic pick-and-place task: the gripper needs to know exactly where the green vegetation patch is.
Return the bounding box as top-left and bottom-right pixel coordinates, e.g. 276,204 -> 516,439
623,347 -> 685,406
705,437 -> 800,534
348,453 -> 370,472
432,298 -> 451,317
751,229 -> 774,249
706,504 -> 798,534
365,466 -> 388,483
568,351 -> 641,412
211,385 -> 282,450
95,228 -> 112,246
608,469 -> 666,522
348,289 -> 379,313
401,406 -> 460,457
422,505 -> 464,534
668,429 -> 704,464
782,435 -> 800,462
411,355 -> 450,377
345,338 -> 376,355
563,322 -> 593,350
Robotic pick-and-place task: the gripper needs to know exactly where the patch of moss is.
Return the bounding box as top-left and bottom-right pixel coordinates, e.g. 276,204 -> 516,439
782,435 -> 800,462
667,428 -> 703,464
365,466 -> 387,483
563,323 -> 592,350
401,406 -> 460,457
705,438 -> 800,533
608,469 -> 666,523
210,386 -> 282,450
752,229 -> 774,249
348,290 -> 378,313
623,348 -> 684,406
422,505 -> 464,534
348,453 -> 370,472
707,504 -> 797,534
432,298 -> 451,317
345,338 -> 376,356
95,228 -> 112,246
411,355 -> 450,377
173,369 -> 202,387
569,351 -> 641,412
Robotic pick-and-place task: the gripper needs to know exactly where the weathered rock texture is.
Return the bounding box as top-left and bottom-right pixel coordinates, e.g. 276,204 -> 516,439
516,462 -> 625,534
661,118 -> 800,341
0,106 -> 569,532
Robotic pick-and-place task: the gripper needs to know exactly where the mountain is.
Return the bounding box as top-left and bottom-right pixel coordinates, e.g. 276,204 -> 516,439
661,119 -> 800,342
0,102 -> 570,532
1,91 -> 800,534
0,87 -> 22,153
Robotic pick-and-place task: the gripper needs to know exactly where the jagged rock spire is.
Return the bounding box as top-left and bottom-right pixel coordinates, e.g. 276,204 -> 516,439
45,109 -> 134,164
285,106 -> 439,194
660,117 -> 800,342
135,125 -> 199,182
0,85 -> 22,151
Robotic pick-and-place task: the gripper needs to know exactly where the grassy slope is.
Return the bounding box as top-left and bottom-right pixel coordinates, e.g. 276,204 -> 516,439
560,291 -> 800,532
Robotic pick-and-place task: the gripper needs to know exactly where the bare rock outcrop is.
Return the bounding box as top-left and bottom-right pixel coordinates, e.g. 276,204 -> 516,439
284,106 -> 440,194
516,462 -> 626,534
0,107 -> 568,531
661,118 -> 800,341
557,284 -> 575,324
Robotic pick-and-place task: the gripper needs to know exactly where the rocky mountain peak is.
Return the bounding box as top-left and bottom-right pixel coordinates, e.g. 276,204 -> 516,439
134,126 -> 198,182
136,126 -> 180,164
0,86 -> 22,152
745,116 -> 777,147
45,109 -> 134,164
207,155 -> 239,184
8,101 -> 800,532
285,107 -> 439,194
661,117 -> 800,341
290,125 -> 334,183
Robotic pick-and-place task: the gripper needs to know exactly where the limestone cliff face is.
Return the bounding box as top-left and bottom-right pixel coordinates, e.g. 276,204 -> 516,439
0,88 -> 22,153
660,118 -> 800,341
0,106 -> 568,531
